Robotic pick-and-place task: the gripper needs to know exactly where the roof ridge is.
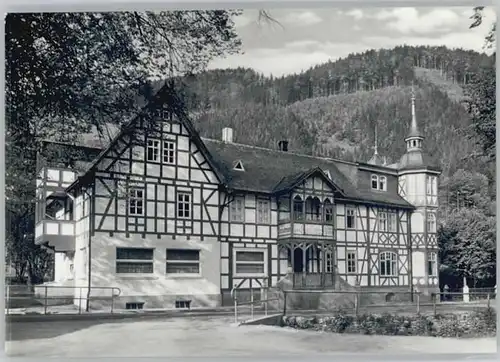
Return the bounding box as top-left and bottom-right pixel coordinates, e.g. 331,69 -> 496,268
200,137 -> 359,166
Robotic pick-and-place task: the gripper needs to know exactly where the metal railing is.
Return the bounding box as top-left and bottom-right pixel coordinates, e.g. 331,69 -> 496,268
5,285 -> 121,315
280,289 -> 497,317
231,280 -> 281,324
430,291 -> 496,316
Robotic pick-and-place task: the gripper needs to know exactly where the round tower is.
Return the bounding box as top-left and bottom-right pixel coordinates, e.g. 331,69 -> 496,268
397,86 -> 441,298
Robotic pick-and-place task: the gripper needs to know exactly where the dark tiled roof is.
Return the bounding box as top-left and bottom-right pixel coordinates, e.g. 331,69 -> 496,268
203,139 -> 414,209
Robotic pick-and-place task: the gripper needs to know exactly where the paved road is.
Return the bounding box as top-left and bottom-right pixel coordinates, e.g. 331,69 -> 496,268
5,315 -> 496,357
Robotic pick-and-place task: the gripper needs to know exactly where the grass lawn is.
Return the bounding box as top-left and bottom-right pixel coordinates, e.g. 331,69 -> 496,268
5,315 -> 496,357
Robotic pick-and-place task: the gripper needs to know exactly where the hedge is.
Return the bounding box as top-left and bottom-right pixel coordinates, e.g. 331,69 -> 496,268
281,308 -> 496,338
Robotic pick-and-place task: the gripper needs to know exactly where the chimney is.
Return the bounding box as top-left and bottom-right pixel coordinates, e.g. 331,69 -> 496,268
222,127 -> 233,143
278,140 -> 289,152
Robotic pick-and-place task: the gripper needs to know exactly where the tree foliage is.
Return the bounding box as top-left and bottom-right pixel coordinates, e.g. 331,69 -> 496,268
5,11 -> 242,283
438,209 -> 496,286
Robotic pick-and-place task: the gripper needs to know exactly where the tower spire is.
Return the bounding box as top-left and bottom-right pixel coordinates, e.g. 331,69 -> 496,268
367,120 -> 384,166
407,82 -> 422,139
374,124 -> 379,155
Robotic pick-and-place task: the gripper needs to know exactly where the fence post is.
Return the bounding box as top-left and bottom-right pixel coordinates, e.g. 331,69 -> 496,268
43,286 -> 48,315
283,291 -> 287,316
432,293 -> 437,317
264,278 -> 268,316
111,289 -> 115,314
416,293 -> 420,314
78,288 -> 82,314
487,293 -> 490,308
250,287 -> 254,319
354,292 -> 359,316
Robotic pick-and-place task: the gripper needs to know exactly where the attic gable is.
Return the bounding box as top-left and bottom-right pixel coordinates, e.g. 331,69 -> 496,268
66,84 -> 224,192
273,167 -> 345,197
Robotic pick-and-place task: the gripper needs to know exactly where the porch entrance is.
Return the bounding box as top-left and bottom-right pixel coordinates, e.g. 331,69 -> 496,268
280,242 -> 336,289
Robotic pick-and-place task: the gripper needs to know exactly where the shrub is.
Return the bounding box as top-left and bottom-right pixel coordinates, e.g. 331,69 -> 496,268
280,308 -> 496,338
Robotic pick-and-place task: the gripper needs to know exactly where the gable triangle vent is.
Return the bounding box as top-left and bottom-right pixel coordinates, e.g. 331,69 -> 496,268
233,160 -> 245,171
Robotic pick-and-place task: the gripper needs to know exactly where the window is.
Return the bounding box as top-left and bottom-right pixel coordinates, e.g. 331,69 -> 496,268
346,207 -> 355,229
379,176 -> 387,191
256,199 -> 270,224
325,251 -> 334,273
293,195 -> 304,220
432,177 -> 438,196
388,212 -> 397,232
378,212 -> 387,232
324,199 -> 334,222
426,176 -> 432,196
177,192 -> 191,219
234,250 -> 266,276
346,251 -> 357,274
379,251 -> 397,277
128,187 -> 144,216
305,197 -> 321,221
116,248 -> 154,274
163,141 -> 175,164
427,252 -> 438,276
166,249 -> 200,274
230,197 -> 244,222
147,139 -> 160,162
371,174 -> 386,191
427,213 -> 436,233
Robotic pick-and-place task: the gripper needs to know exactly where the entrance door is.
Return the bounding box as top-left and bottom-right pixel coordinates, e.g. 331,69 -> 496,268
293,248 -> 304,273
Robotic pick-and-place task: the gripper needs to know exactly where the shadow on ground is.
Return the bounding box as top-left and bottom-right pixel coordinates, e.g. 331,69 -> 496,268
5,319 -> 125,341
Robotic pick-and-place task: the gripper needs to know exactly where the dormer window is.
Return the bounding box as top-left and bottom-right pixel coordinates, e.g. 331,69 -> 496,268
233,160 -> 245,171
371,174 -> 387,191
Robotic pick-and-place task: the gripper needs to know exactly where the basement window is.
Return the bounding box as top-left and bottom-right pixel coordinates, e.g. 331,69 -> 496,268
233,160 -> 245,171
175,300 -> 192,309
125,302 -> 144,310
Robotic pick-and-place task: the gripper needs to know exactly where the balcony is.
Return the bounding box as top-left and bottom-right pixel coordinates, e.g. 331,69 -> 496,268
35,220 -> 75,252
278,221 -> 334,240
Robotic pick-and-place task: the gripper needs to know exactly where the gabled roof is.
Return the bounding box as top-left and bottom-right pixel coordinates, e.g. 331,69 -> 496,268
203,139 -> 414,209
66,84 -> 225,192
272,167 -> 345,196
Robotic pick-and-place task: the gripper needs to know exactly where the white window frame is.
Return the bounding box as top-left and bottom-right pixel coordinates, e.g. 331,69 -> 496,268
128,187 -> 144,216
233,248 -> 267,277
378,211 -> 387,232
426,176 -> 432,196
230,196 -> 245,222
147,139 -> 160,162
163,140 -> 176,165
177,192 -> 191,219
346,207 -> 356,229
256,199 -> 270,224
324,199 -> 334,222
427,212 -> 436,233
166,249 -> 201,276
371,175 -> 378,190
116,247 -> 154,274
379,176 -> 387,191
325,251 -> 334,273
379,251 -> 397,277
427,251 -> 438,277
346,250 -> 357,274
388,212 -> 397,232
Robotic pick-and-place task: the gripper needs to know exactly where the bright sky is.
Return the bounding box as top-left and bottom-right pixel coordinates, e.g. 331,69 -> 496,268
208,7 -> 496,77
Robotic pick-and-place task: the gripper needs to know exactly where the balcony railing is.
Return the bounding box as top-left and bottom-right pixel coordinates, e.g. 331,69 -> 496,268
278,221 -> 334,239
35,219 -> 75,252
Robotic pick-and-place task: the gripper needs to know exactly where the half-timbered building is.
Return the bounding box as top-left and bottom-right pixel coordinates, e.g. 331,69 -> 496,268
34,85 -> 441,309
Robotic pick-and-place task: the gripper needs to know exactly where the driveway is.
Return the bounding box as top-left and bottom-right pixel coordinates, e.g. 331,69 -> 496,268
5,315 -> 496,357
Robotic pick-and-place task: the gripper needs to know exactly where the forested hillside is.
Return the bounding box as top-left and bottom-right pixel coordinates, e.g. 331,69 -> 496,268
165,44 -> 496,287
